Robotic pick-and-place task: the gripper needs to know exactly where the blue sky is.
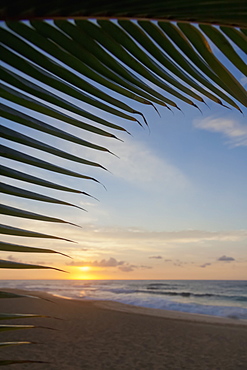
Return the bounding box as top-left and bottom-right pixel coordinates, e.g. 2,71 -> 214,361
1,21 -> 247,280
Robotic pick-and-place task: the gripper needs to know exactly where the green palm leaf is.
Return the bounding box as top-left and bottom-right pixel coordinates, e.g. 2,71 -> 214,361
0,313 -> 47,320
65,20 -> 177,108
0,105 -> 110,167
97,20 -> 200,106
220,26 -> 247,53
178,23 -> 247,106
1,69 -> 125,138
0,325 -> 35,332
0,224 -> 74,242
5,20 -> 149,122
1,146 -> 100,182
139,21 -> 241,109
0,204 -> 79,227
0,324 -> 55,332
0,360 -> 47,365
199,24 -> 247,76
0,165 -> 89,194
1,26 -> 142,122
0,241 -> 70,257
158,22 -> 245,111
0,342 -> 32,347
0,183 -> 85,210
1,125 -> 110,168
0,292 -> 40,299
118,20 -> 221,104
0,260 -> 66,272
0,0 -> 245,282
0,360 -> 48,366
1,1 -> 246,27
1,85 -> 122,147
1,0 -> 246,366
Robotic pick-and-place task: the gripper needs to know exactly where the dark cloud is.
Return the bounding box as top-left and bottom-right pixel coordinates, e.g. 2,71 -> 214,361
7,255 -> 19,262
172,259 -> 186,267
67,260 -> 87,266
7,255 -> 27,264
173,262 -> 183,267
118,265 -> 136,272
200,263 -> 211,268
217,255 -> 235,262
149,256 -> 162,259
119,264 -> 152,272
93,258 -> 124,267
68,258 -> 152,273
30,260 -> 54,266
6,256 -> 51,266
67,257 -> 124,267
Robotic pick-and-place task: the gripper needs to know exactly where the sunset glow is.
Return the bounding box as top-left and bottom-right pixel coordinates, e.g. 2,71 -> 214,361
80,266 -> 91,272
1,45 -> 246,282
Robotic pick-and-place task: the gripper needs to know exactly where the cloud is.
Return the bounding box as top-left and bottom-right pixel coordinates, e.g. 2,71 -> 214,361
118,264 -> 136,272
7,255 -> 19,262
6,255 -> 53,266
200,263 -> 211,268
194,117 -> 247,147
118,264 -> 152,272
240,76 -> 247,86
173,261 -> 183,267
7,219 -> 247,250
66,226 -> 247,245
83,136 -> 190,191
93,258 -> 125,267
149,255 -> 163,259
68,257 -> 124,267
199,255 -> 236,268
67,257 -> 152,273
217,255 -> 235,262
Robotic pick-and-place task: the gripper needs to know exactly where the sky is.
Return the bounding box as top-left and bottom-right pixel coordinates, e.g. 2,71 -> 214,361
1,21 -> 247,281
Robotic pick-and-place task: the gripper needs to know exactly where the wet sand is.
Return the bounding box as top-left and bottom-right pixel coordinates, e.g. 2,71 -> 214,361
1,289 -> 247,369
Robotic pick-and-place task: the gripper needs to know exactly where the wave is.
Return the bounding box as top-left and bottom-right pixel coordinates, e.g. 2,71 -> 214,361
147,283 -> 175,288
111,297 -> 247,320
143,290 -> 247,302
1,279 -> 246,320
102,287 -> 247,302
144,290 -> 216,298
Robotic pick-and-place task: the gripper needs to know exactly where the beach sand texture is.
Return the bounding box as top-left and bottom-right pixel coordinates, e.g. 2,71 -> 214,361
1,289 -> 247,370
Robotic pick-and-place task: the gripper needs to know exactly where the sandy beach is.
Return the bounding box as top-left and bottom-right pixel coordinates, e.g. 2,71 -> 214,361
1,289 -> 247,370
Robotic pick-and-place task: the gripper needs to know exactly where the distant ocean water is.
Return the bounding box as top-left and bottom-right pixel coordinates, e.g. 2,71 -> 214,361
1,280 -> 247,320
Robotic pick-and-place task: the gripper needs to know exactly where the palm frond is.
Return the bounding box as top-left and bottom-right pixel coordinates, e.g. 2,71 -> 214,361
0,259 -> 66,271
1,16 -> 246,249
0,0 -> 246,276
0,313 -> 48,320
1,1 -> 246,27
1,1 -> 246,365
0,241 -> 70,257
0,292 -> 40,299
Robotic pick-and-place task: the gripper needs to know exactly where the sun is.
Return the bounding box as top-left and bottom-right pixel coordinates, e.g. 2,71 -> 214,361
80,266 -> 91,272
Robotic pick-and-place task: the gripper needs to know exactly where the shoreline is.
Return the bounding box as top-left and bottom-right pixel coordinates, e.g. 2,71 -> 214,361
95,299 -> 247,326
1,289 -> 247,369
1,279 -> 246,322
3,288 -> 247,326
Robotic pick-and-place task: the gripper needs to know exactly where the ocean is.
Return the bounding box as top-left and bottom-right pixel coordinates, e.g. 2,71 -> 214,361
1,279 -> 247,320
